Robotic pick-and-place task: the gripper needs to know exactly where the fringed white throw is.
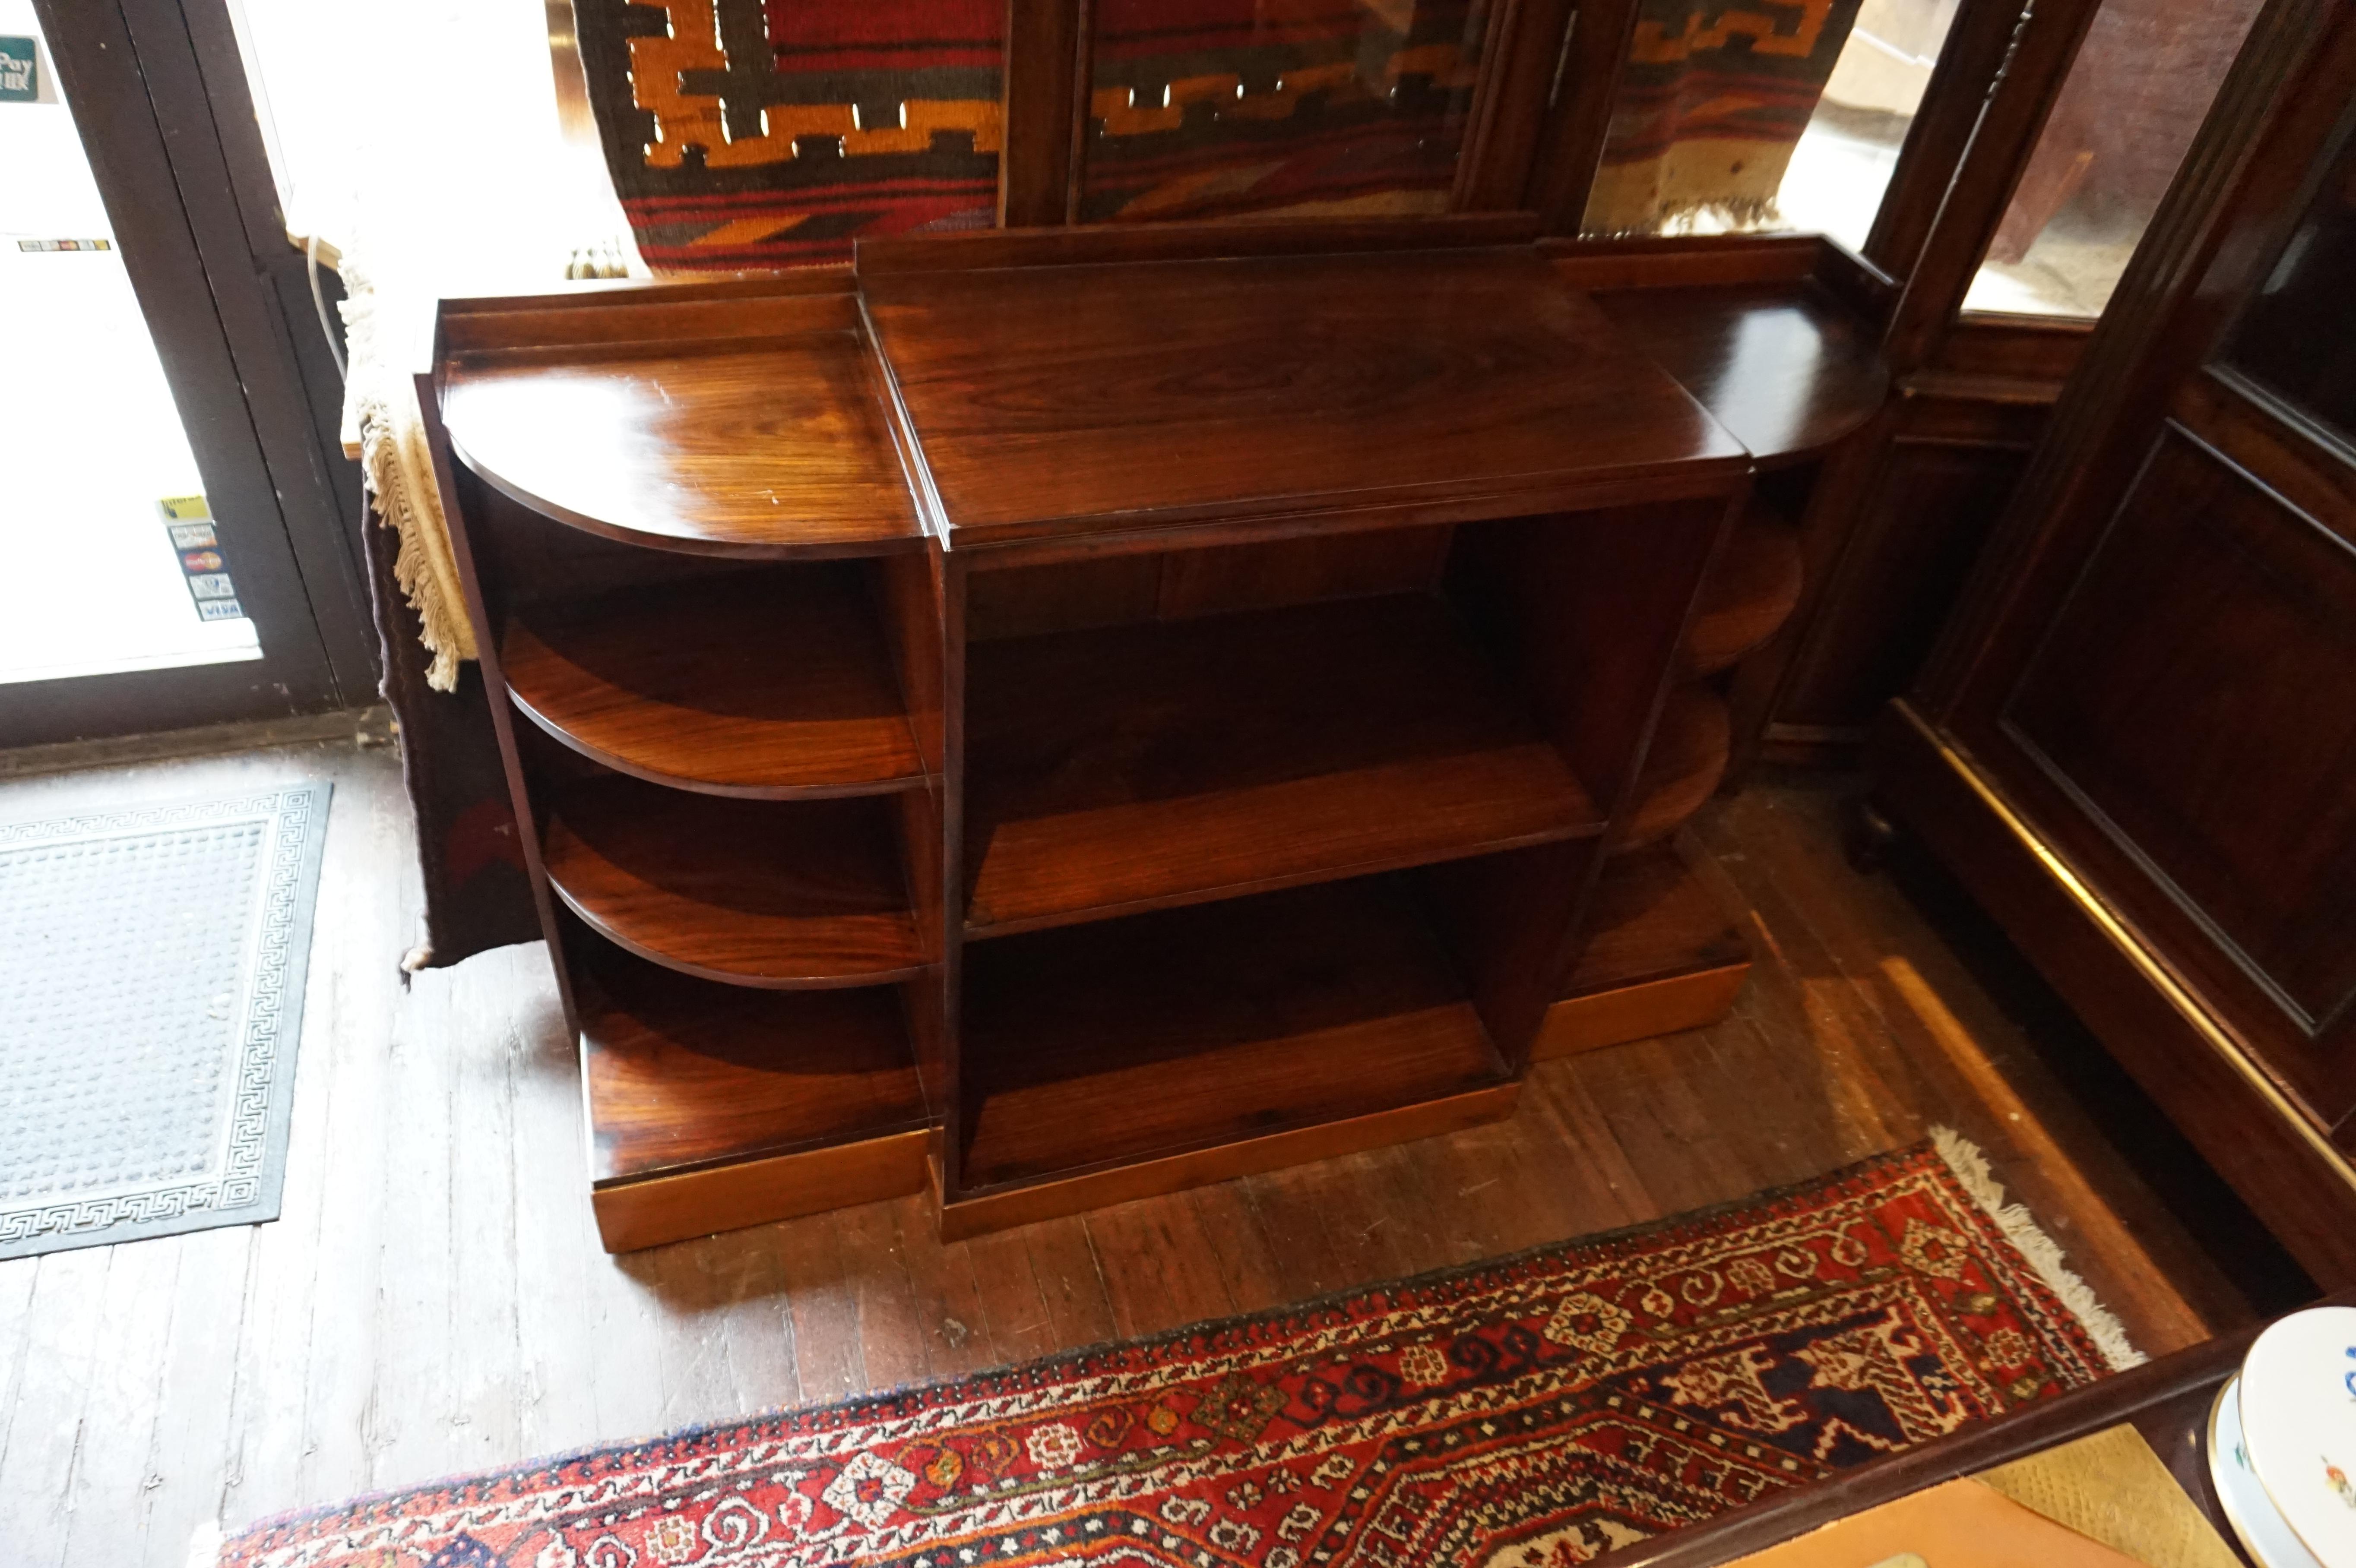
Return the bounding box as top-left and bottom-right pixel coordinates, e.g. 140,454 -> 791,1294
336,250 -> 474,691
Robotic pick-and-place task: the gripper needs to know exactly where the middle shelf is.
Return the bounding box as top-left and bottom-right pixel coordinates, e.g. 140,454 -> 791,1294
962,592 -> 1603,938
541,776 -> 930,987
502,566 -> 928,798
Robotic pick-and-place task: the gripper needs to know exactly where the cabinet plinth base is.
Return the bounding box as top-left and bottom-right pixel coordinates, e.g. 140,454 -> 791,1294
1534,843 -> 1754,1059
592,1131 -> 933,1253
937,1081 -> 1521,1241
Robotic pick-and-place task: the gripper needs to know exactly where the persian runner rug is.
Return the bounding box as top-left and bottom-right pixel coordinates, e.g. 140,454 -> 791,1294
209,1132 -> 2138,1568
0,784 -> 330,1260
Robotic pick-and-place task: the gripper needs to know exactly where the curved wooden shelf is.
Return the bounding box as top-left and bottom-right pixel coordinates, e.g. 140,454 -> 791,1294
503,570 -> 926,799
580,947 -> 928,1185
1623,684 -> 1732,849
1538,842 -> 1750,1058
440,334 -> 924,558
1686,511 -> 1805,676
1592,279 -> 1888,465
543,777 -> 928,988
578,944 -> 932,1250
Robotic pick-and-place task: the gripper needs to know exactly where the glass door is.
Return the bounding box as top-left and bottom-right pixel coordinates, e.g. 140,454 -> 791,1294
1,0 -> 345,746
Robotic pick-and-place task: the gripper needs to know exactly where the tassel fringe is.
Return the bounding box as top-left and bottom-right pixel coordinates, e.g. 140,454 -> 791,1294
338,252 -> 474,692
1930,1125 -> 2147,1373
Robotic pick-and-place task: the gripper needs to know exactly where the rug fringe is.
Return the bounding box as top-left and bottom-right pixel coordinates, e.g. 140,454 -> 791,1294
184,1519 -> 224,1568
1929,1125 -> 2146,1372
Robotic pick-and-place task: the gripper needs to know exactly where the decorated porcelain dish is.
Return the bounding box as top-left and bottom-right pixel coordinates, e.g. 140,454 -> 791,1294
2243,1306 -> 2356,1567
2214,1372 -> 2329,1568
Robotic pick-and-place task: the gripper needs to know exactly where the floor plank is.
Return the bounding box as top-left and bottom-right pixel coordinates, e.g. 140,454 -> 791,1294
0,741 -> 2275,1557
0,1247 -> 115,1566
57,1236 -> 183,1568
134,1226 -> 252,1568
1088,1195 -> 1237,1342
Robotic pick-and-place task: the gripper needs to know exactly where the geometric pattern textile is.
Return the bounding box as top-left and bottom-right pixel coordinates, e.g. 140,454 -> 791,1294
0,784 -> 330,1259
212,1138 -> 2133,1567
574,0 -> 1490,270
1584,0 -> 1866,237
1077,0 -> 1487,224
575,0 -> 1003,273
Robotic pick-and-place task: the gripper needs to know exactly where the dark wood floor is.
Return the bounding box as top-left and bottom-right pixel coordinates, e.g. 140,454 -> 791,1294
0,733 -> 2284,1565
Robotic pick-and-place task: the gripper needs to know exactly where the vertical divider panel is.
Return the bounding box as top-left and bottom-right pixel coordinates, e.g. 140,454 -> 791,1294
1526,0 -> 1644,234
999,0 -> 1090,224
415,368 -> 584,1040
1431,493 -> 1738,1060
877,549 -> 956,1157
934,551 -> 973,1198
1450,0 -> 1579,210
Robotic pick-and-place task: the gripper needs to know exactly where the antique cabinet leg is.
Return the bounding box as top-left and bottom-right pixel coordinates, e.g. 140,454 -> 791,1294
1843,793 -> 1901,872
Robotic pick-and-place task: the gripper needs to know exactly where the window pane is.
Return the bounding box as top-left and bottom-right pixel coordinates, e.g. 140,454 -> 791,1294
1078,0 -> 1486,223
1584,0 -> 1964,251
0,6 -> 263,683
1962,0 -> 2264,318
2223,118 -> 2356,444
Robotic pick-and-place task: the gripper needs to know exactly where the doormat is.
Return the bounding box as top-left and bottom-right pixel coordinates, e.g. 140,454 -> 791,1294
0,783 -> 330,1260
209,1132 -> 2138,1568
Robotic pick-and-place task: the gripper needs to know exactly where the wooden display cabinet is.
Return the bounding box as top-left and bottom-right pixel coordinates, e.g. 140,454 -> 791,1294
421,219 -> 1884,1249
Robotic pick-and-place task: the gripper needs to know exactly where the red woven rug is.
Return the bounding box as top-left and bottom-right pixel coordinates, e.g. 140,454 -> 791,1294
214,1135 -> 2137,1568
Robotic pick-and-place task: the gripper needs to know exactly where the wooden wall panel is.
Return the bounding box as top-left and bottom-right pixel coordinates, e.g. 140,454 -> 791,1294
1755,321 -> 2088,765
2004,422 -> 2356,1123
1767,437 -> 2032,754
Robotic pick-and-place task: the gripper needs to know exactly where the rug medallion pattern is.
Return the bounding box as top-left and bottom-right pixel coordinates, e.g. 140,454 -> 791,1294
218,1141 -> 2125,1568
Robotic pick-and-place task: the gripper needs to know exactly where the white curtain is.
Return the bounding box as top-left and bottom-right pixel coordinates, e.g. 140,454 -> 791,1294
226,0 -> 642,686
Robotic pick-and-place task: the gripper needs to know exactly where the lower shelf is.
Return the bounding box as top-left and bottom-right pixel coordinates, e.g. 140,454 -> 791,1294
542,776 -> 928,988
577,943 -> 931,1251
1535,841 -> 1751,1058
950,875 -> 1517,1235
1625,685 -> 1732,848
1685,510 -> 1804,677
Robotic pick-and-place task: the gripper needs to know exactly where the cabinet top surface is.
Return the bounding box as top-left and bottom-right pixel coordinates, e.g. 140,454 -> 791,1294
428,242 -> 1852,557
441,330 -> 925,558
862,247 -> 1748,546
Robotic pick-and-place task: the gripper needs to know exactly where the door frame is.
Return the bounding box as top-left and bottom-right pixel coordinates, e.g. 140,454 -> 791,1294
10,0 -> 375,748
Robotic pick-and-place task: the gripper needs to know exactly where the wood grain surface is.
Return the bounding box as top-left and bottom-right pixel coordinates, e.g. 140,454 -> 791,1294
1624,684 -> 1732,847
1536,840 -> 1753,1058
861,247 -> 1746,546
579,949 -> 929,1185
1567,840 -> 1751,998
440,334 -> 923,557
1592,280 -> 1889,465
541,777 -> 928,986
1686,511 -> 1806,677
963,593 -> 1602,936
958,876 -> 1512,1190
503,568 -> 927,797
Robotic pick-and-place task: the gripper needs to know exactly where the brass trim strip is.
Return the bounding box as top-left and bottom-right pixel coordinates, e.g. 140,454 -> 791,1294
1901,704 -> 2356,1195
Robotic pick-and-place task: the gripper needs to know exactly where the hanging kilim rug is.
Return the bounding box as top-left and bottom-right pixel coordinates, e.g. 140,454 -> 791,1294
210,1132 -> 2141,1568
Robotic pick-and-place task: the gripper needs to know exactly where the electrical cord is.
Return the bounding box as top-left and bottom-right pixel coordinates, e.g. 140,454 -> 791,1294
306,233 -> 346,380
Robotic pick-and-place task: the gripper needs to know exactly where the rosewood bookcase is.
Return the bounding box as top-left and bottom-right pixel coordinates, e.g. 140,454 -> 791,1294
421,220 -> 1884,1249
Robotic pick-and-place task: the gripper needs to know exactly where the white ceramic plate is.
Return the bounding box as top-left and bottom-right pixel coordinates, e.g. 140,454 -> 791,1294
2214,1372 -> 2329,1568
2243,1306 -> 2356,1567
